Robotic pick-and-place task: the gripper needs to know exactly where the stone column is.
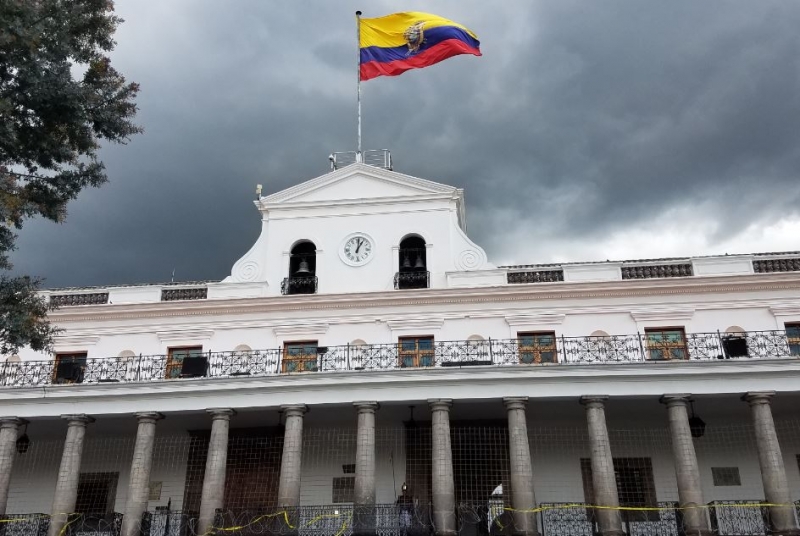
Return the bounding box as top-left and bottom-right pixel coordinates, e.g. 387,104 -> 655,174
353,402 -> 379,536
277,405 -> 307,507
0,417 -> 26,516
660,395 -> 711,536
197,408 -> 236,536
743,392 -> 800,536
120,412 -> 164,536
429,399 -> 456,536
580,396 -> 624,536
504,398 -> 538,536
49,415 -> 94,536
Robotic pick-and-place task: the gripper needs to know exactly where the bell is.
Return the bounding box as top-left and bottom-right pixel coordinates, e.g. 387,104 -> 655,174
402,255 -> 412,269
295,257 -> 311,275
414,255 -> 425,269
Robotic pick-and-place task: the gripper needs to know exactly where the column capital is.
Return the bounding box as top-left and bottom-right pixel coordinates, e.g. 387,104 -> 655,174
135,412 -> 165,424
281,404 -> 307,418
206,408 -> 236,420
660,394 -> 692,407
428,399 -> 453,412
742,391 -> 776,405
353,401 -> 379,413
0,417 -> 27,430
61,414 -> 94,426
580,395 -> 609,408
503,397 -> 528,411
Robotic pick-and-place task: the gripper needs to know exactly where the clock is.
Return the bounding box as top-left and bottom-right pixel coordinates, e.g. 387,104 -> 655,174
340,233 -> 374,266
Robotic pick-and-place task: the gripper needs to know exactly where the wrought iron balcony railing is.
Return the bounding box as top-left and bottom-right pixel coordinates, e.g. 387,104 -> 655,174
2,330 -> 799,389
280,276 -> 318,295
394,270 -> 430,290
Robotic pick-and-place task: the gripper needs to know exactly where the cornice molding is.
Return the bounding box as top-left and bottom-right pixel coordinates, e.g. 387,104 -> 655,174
630,308 -> 696,323
505,313 -> 566,327
385,317 -> 445,332
45,273 -> 800,324
272,323 -> 330,338
769,305 -> 800,318
156,329 -> 214,343
53,335 -> 100,349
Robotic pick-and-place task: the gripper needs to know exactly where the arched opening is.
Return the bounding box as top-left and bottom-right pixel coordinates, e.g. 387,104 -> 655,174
284,241 -> 317,295
722,326 -> 749,358
396,235 -> 428,289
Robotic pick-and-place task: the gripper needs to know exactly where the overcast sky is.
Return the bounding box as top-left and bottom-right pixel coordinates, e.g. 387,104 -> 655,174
11,1 -> 800,288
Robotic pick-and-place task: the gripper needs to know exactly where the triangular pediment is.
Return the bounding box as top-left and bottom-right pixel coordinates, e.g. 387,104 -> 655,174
261,163 -> 459,206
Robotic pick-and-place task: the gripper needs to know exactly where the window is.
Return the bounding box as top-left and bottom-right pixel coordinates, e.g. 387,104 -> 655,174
644,327 -> 687,360
711,467 -> 741,486
283,341 -> 319,372
786,323 -> 800,356
75,472 -> 119,520
581,458 -> 657,520
53,352 -> 88,384
332,476 -> 355,503
398,336 -> 435,367
165,346 -> 204,379
517,332 -> 557,364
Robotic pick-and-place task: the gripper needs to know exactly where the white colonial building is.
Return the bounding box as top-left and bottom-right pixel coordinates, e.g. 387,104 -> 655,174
2,154 -> 800,536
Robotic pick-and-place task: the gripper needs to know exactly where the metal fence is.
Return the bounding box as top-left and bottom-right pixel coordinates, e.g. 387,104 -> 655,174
2,330 -> 798,388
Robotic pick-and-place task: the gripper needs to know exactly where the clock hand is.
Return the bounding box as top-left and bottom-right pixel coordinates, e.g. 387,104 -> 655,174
356,239 -> 362,254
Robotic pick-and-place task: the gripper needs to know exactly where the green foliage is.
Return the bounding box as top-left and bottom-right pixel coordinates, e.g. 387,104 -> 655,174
0,0 -> 141,353
0,275 -> 55,355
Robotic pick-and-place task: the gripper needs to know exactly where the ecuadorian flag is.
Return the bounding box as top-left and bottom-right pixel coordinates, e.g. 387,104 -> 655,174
359,12 -> 481,81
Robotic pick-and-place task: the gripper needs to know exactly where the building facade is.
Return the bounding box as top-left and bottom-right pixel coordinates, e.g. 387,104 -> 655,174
2,160 -> 800,536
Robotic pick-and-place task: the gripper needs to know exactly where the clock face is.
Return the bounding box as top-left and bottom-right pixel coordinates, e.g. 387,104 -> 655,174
342,234 -> 374,266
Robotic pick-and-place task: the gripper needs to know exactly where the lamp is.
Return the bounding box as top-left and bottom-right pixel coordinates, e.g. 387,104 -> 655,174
688,400 -> 706,438
16,422 -> 30,454
401,482 -> 408,493
406,405 -> 417,429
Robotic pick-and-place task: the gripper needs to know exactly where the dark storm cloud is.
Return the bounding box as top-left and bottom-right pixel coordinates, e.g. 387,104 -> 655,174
10,0 -> 800,287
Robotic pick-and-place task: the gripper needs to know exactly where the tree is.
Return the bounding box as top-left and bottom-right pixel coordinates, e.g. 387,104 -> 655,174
0,0 -> 141,354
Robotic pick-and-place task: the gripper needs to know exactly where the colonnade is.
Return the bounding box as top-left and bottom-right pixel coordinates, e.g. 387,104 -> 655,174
0,391 -> 798,536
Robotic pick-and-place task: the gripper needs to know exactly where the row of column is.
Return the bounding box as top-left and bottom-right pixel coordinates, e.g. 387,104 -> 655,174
582,392 -> 799,536
0,391 -> 797,536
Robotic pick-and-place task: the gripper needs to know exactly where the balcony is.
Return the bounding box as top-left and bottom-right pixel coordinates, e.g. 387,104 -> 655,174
394,270 -> 429,290
280,275 -> 318,295
2,330 -> 799,389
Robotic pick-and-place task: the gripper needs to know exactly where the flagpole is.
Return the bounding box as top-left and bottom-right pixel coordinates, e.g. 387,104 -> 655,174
356,10 -> 363,163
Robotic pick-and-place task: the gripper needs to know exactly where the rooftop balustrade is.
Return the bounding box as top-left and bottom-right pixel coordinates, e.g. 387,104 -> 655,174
2,330 -> 799,389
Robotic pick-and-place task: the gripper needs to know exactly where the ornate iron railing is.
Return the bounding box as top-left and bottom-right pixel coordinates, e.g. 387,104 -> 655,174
2,330 -> 799,388
0,513 -> 122,536
141,510 -> 197,536
708,500 -> 768,535
507,269 -> 564,284
280,276 -> 318,295
49,293 -> 109,307
394,271 -> 430,290
0,513 -> 49,536
161,288 -> 208,301
753,257 -> 800,273
622,263 -> 693,279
